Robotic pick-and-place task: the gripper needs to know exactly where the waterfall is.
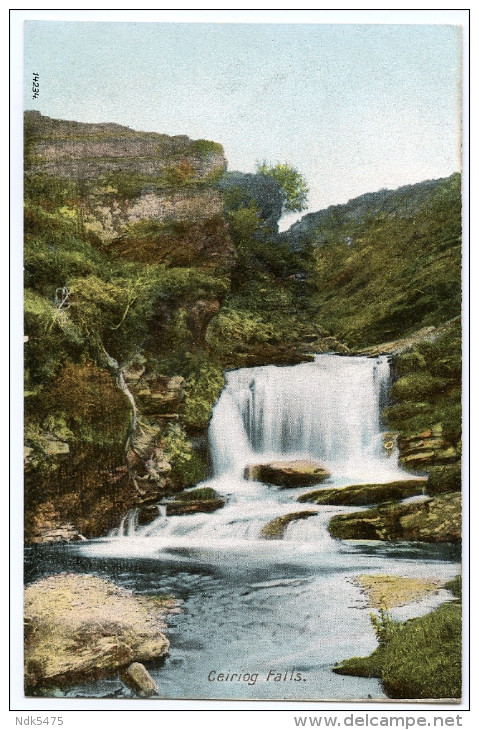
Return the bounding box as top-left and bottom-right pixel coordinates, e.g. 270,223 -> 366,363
106,354 -> 405,545
209,354 -> 395,478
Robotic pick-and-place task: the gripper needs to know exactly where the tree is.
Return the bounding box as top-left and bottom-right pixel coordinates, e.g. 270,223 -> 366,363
256,162 -> 309,215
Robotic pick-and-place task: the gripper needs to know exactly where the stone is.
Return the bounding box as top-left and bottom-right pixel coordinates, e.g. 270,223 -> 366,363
328,492 -> 461,543
261,511 -> 318,539
120,662 -> 158,697
245,460 -> 330,488
298,479 -> 426,506
166,499 -> 225,516
24,574 -> 170,693
29,524 -> 85,545
353,574 -> 443,609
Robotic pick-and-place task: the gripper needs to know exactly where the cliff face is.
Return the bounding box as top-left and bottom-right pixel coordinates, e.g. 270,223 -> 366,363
25,111 -> 234,269
24,112 -> 234,541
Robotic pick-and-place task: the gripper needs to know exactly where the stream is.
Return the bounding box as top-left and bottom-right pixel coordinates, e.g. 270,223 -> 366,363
24,354 -> 461,701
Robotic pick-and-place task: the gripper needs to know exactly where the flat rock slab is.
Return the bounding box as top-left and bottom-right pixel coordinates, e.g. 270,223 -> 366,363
245,460 -> 331,488
298,479 -> 426,506
353,574 -> 443,608
24,573 -> 171,692
328,492 -> 461,543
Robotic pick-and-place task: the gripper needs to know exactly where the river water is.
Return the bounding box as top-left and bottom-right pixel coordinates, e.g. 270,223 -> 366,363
24,354 -> 461,701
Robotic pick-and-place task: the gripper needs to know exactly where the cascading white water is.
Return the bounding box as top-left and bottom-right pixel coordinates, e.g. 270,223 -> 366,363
108,354 -> 407,544
210,353 -> 394,478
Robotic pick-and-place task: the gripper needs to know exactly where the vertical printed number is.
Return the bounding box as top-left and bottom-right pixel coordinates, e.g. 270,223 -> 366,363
32,72 -> 39,99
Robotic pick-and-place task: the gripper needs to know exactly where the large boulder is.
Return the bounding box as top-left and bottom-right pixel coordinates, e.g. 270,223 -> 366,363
298,479 -> 426,506
24,574 -> 172,693
245,459 -> 330,488
328,492 -> 461,543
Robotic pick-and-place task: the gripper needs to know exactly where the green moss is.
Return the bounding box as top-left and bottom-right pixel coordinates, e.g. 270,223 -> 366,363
260,511 -> 317,539
160,422 -> 207,486
191,139 -> 224,158
426,464 -> 462,496
182,364 -> 225,430
175,487 -> 219,502
391,373 -> 450,402
328,493 -> 461,543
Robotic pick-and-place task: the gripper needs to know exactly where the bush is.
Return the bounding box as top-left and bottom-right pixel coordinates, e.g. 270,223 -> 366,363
192,139 -> 224,158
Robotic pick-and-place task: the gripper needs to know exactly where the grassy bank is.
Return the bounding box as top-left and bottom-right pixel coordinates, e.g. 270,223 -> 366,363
334,576 -> 462,699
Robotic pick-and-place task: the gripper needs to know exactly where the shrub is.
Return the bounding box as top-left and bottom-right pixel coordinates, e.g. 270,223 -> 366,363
192,139 -> 224,158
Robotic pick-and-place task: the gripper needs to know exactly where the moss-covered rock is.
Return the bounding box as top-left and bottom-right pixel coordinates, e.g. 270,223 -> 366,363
245,460 -> 330,488
165,486 -> 226,516
298,479 -> 425,506
328,492 -> 461,543
166,500 -> 225,516
426,464 -> 462,496
260,510 -> 318,539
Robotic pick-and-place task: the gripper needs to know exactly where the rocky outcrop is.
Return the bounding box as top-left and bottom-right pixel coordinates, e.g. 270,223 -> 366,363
28,522 -> 85,545
397,425 -> 459,469
245,460 -> 330,488
261,510 -> 318,539
328,492 -> 461,543
26,112 -> 225,182
298,479 -> 426,506
126,372 -> 185,417
24,111 -> 234,270
24,574 -> 173,693
357,317 -> 460,357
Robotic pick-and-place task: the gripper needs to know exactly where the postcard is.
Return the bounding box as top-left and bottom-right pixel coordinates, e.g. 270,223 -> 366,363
15,9 -> 467,713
